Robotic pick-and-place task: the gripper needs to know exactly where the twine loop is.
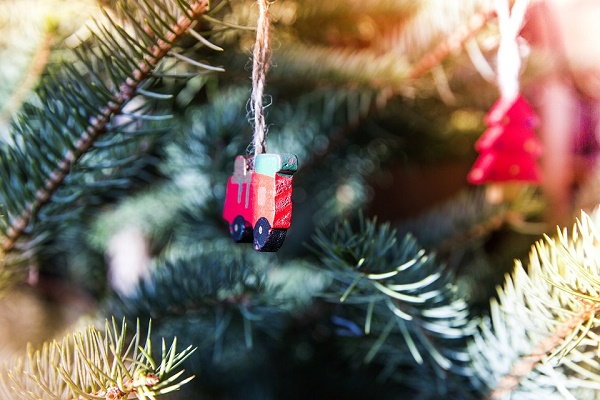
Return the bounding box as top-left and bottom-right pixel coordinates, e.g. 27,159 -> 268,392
249,0 -> 272,157
495,0 -> 530,101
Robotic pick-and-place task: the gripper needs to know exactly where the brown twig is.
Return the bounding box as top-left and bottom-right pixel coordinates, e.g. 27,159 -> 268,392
408,7 -> 496,79
2,0 -> 210,253
0,32 -> 54,129
301,6 -> 497,174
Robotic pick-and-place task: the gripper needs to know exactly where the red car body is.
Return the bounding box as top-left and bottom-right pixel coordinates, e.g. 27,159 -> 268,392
223,153 -> 298,251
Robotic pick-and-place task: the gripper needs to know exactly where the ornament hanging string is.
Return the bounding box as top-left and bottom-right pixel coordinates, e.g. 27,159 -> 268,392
466,0 -> 540,189
495,0 -> 530,101
249,0 -> 272,157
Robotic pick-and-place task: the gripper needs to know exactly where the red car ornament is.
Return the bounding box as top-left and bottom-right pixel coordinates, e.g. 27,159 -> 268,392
223,153 -> 298,252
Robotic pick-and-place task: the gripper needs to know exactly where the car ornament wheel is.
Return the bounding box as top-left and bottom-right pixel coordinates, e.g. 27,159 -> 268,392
254,217 -> 287,252
230,215 -> 252,243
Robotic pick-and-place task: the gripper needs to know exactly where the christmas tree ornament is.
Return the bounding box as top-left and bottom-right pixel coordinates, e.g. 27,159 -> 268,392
468,0 -> 541,194
223,153 -> 298,251
468,94 -> 541,184
222,0 -> 298,252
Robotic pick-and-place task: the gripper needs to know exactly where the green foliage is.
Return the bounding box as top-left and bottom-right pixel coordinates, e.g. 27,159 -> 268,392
396,187 -> 546,307
0,318 -> 195,399
103,234 -> 330,398
0,0 -> 220,257
396,188 -> 510,249
311,217 -> 475,377
102,216 -> 326,347
108,241 -> 276,320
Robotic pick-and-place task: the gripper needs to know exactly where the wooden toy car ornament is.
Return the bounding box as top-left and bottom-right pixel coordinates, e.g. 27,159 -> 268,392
223,153 -> 298,252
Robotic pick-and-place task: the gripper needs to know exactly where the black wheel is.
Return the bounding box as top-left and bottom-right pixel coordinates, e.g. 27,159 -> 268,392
253,217 -> 287,252
230,215 -> 252,243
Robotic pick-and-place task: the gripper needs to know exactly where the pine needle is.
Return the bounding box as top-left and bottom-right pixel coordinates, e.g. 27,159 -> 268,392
0,318 -> 196,399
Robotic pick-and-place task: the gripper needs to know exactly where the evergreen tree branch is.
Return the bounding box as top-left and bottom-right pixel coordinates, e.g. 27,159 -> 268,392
470,210 -> 600,398
273,43 -> 412,88
0,31 -> 54,129
107,239 -> 281,330
490,300 -> 600,399
103,237 -> 315,385
262,4 -> 500,184
275,0 -> 417,21
397,187 -> 545,253
0,318 -> 196,400
310,217 -> 475,374
0,0 -> 98,132
0,0 -> 211,254
407,6 -> 496,79
266,1 -> 496,89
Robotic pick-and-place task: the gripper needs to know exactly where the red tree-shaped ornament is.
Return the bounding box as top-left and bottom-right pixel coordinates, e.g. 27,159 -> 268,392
468,95 -> 542,184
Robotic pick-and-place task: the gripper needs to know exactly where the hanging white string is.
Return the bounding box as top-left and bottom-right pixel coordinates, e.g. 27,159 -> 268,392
495,0 -> 530,101
249,0 -> 272,157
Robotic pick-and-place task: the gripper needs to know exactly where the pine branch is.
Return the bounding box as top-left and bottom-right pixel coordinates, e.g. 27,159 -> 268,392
0,318 -> 196,400
272,42 -> 412,88
0,0 -> 213,254
397,187 -> 545,253
275,0 -> 417,21
310,217 -> 475,374
470,210 -> 600,398
0,30 -> 54,130
397,188 -> 507,250
490,300 -> 600,399
107,239 -> 278,327
264,1 -> 495,89
0,0 -> 96,131
102,237 -> 319,381
406,4 -> 496,78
